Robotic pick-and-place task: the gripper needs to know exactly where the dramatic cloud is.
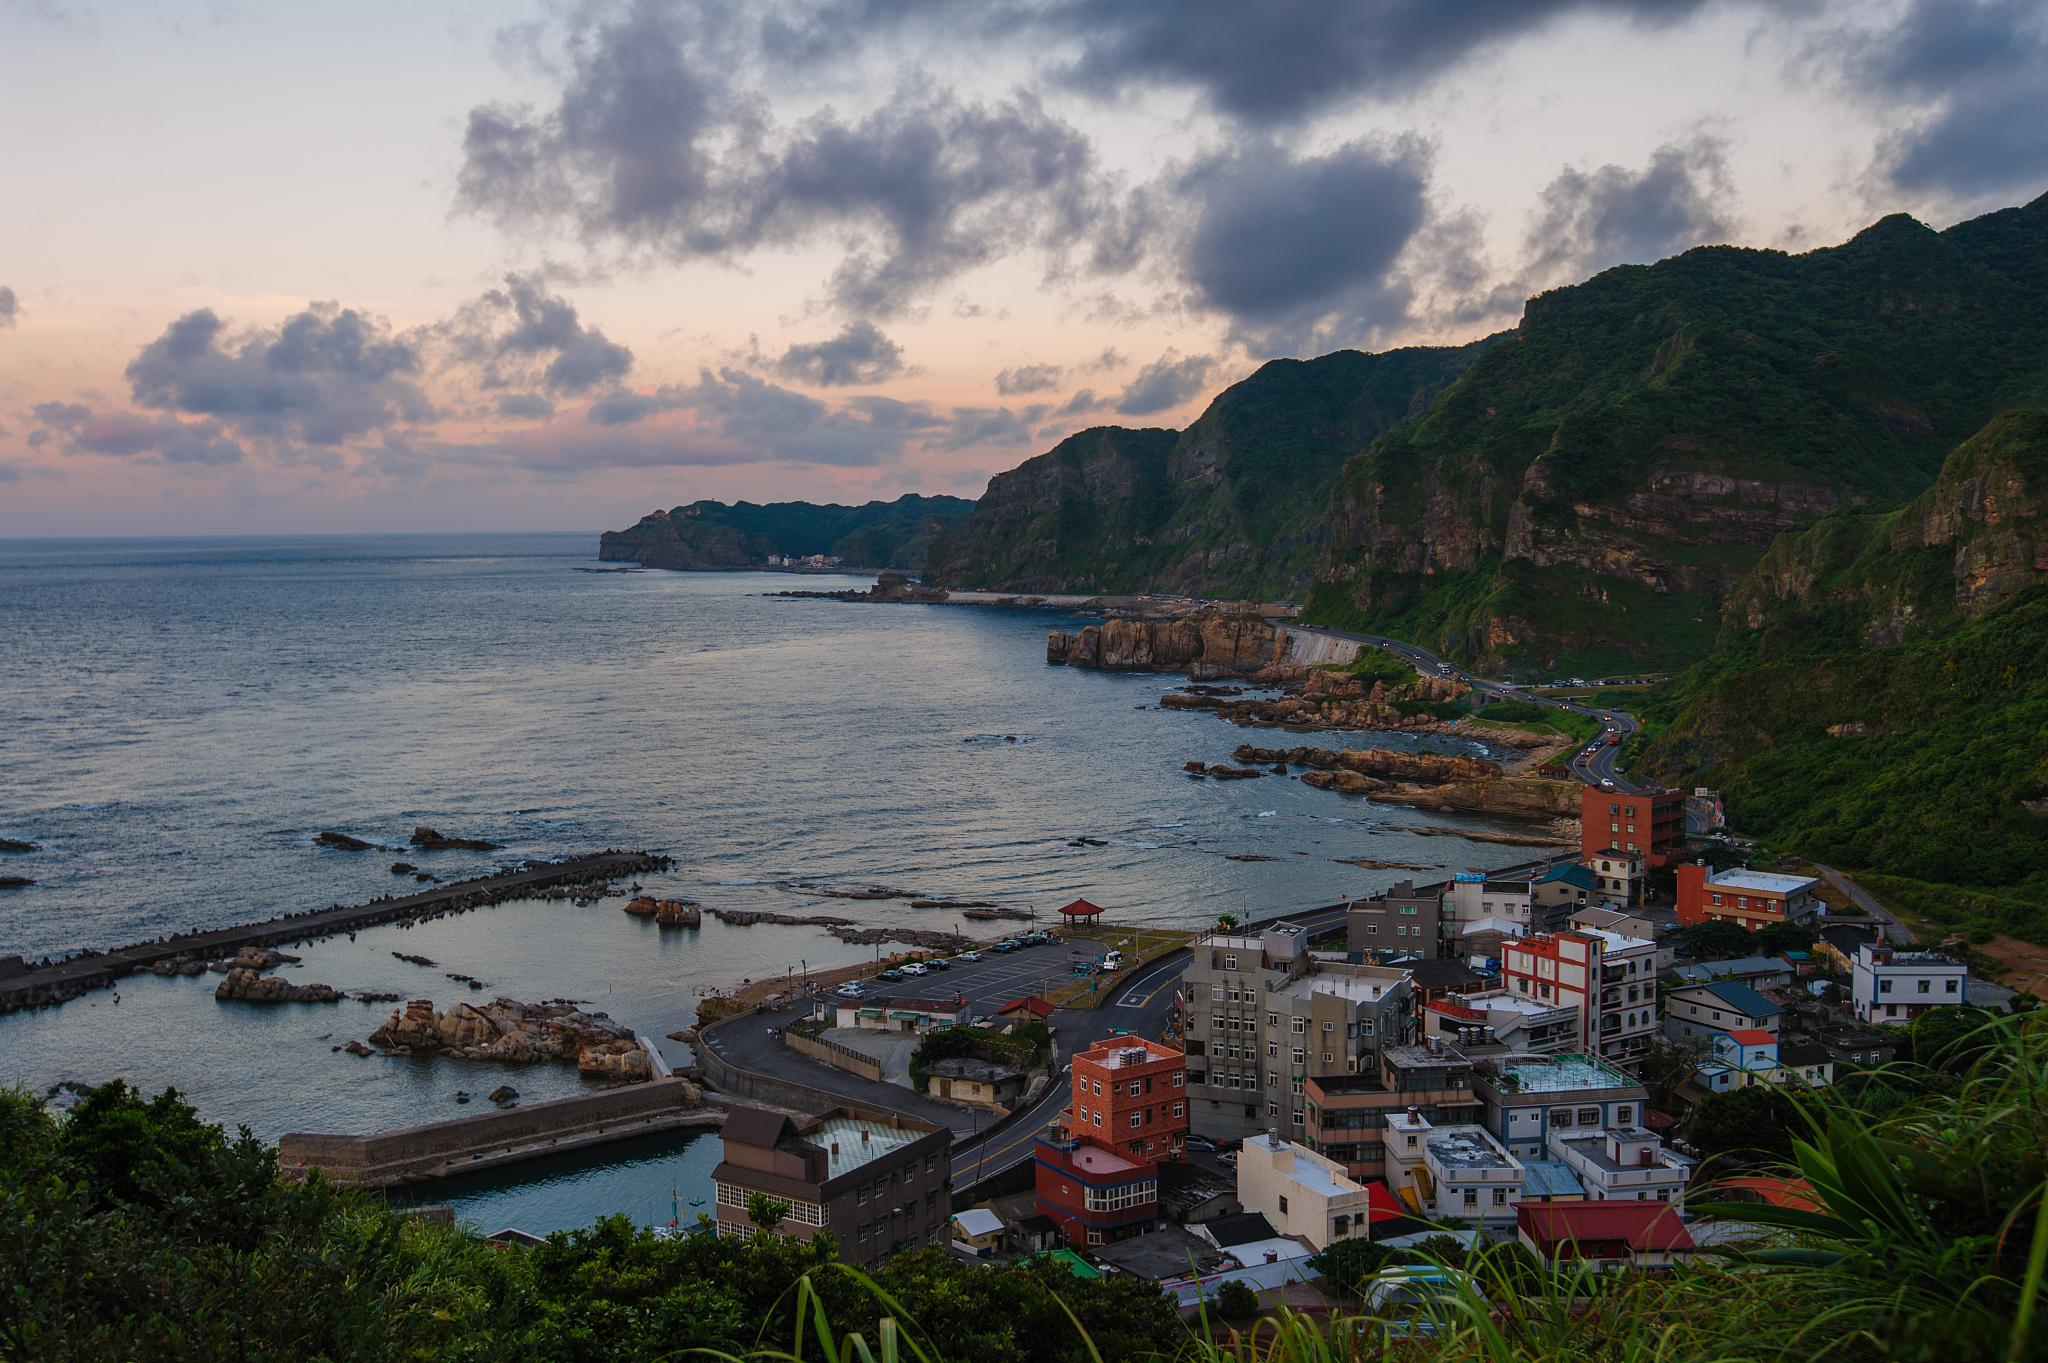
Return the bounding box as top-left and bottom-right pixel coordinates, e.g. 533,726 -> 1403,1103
1845,0 -> 2048,201
125,303 -> 432,446
774,319 -> 905,386
495,393 -> 557,419
1051,387 -> 1100,418
31,401 -> 244,466
457,3 -> 1115,316
1521,137 -> 1737,287
1114,350 -> 1212,416
444,274 -> 633,394
565,368 -> 933,466
1176,137 -> 1431,352
994,362 -> 1063,395
0,286 -> 17,328
1045,0 -> 1714,127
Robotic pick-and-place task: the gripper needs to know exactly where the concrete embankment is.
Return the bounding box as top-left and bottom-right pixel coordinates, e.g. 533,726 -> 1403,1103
1277,625 -> 1363,667
0,850 -> 670,1015
278,1076 -> 718,1188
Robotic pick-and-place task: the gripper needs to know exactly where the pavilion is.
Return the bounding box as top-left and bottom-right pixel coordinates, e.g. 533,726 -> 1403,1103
1057,897 -> 1106,929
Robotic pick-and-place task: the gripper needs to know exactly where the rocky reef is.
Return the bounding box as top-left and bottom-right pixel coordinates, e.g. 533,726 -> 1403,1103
1237,743 -> 1581,822
215,968 -> 346,1004
624,895 -> 702,927
410,826 -> 501,851
368,997 -> 651,1080
1162,670 -> 1472,729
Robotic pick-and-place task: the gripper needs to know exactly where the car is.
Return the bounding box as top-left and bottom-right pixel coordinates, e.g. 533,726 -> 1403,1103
1071,961 -> 1096,976
901,962 -> 928,976
955,950 -> 982,962
1600,778 -> 1615,788
1216,1151 -> 1238,1167
878,968 -> 905,980
994,939 -> 1022,952
834,983 -> 865,999
925,956 -> 950,970
1184,1133 -> 1219,1153
1020,931 -> 1050,945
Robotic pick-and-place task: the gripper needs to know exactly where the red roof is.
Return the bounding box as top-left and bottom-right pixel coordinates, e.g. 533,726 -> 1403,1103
1710,1176 -> 1822,1212
1725,1028 -> 1777,1046
998,995 -> 1055,1019
1364,1181 -> 1408,1225
1058,898 -> 1106,917
1516,1202 -> 1696,1255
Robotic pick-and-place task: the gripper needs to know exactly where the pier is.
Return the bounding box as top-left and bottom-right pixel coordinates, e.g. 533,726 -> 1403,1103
0,850 -> 671,1014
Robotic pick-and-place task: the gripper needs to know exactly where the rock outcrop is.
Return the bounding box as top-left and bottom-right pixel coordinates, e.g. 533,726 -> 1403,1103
315,831 -> 382,851
624,895 -> 702,926
366,996 -> 649,1079
600,495 -> 974,571
1047,613 -> 1282,674
1234,744 -> 1503,783
1163,670 -> 1469,730
215,968 -> 345,1003
409,826 -> 500,851
0,838 -> 37,854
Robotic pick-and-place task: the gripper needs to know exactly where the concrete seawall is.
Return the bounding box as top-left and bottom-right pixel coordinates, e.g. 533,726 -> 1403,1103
1,850 -> 670,1015
1278,626 -> 1363,667
278,1076 -> 716,1187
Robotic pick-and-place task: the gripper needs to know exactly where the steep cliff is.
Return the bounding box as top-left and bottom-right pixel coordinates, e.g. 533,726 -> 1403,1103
924,343 -> 1489,598
1045,613 -> 1282,672
1643,409 -> 2048,936
600,494 -> 973,570
1312,192 -> 2048,673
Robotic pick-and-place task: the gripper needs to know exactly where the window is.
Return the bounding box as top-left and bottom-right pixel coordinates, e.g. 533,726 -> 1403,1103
1210,985 -> 1223,1001
1084,1179 -> 1156,1212
1578,1107 -> 1599,1125
1291,1017 -> 1306,1034
1291,1048 -> 1305,1066
1946,979 -> 1959,993
1267,1040 -> 1278,1057
1879,980 -> 1893,994
1086,1229 -> 1104,1246
1268,1101 -> 1280,1116
1224,955 -> 1238,971
1462,1189 -> 1477,1208
1129,1080 -> 1142,1097
1267,1012 -> 1278,1028
1211,1016 -> 1224,1030
1173,1071 -> 1184,1086
1129,1112 -> 1142,1129
1550,1108 -> 1573,1129
1366,924 -> 1377,936
1493,1189 -> 1507,1206
1615,1106 -> 1632,1124
1292,1108 -> 1304,1126
857,1185 -> 868,1205
1322,1053 -> 1333,1065
1322,1020 -> 1334,1032
1917,980 -> 1931,994
1172,1101 -> 1184,1118
1401,904 -> 1417,915
1092,1111 -> 1101,1127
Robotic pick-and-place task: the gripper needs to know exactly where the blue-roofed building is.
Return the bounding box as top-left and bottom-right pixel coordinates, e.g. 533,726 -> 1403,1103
1518,1159 -> 1587,1203
1671,955 -> 1794,991
1664,979 -> 1782,1044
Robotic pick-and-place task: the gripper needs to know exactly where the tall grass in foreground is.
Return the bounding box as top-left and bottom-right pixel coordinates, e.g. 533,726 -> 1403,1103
723,1013 -> 2046,1363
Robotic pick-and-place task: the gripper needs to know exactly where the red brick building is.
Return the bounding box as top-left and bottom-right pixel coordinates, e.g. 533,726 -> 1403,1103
1580,788 -> 1685,870
1675,865 -> 1820,930
1034,1036 -> 1187,1246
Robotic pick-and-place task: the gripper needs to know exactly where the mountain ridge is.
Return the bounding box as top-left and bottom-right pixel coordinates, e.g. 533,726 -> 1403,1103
599,493 -> 973,571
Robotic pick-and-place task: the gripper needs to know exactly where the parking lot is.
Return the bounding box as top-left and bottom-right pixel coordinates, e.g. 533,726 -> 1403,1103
834,937 -> 1127,1017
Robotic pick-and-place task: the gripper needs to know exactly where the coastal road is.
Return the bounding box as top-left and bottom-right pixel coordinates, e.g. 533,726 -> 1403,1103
1287,624 -> 1645,794
1813,864 -> 1916,946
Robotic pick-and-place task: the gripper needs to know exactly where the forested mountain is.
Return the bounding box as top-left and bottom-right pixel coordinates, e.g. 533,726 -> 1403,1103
600,494 -> 973,571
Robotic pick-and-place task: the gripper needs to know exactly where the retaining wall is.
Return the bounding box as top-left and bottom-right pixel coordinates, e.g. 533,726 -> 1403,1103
785,1028 -> 886,1082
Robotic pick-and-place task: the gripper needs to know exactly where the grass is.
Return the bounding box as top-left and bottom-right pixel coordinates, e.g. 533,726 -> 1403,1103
1041,926 -> 1194,1010
1466,701 -> 1603,747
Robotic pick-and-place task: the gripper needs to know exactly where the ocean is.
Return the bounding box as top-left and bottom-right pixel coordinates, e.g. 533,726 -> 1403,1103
0,533 -> 1537,1230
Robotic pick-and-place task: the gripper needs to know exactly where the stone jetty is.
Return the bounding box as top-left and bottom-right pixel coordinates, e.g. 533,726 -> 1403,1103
0,850 -> 670,1015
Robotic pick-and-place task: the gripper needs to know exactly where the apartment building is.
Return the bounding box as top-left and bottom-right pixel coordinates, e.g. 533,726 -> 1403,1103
1183,922 -> 1413,1141
1584,849 -> 1646,906
1501,928 -> 1659,1061
1676,865 -> 1820,931
1347,879 -> 1443,957
1383,1111 -> 1526,1232
712,1105 -> 951,1266
1664,980 -> 1781,1044
1547,1125 -> 1691,1206
1580,787 -> 1686,869
1422,988 -> 1580,1054
1851,943 -> 1967,1025
1067,1035 -> 1189,1164
1235,1134 -> 1371,1251
1033,1137 -> 1160,1248
1302,1040 -> 1482,1182
1474,1053 -> 1649,1160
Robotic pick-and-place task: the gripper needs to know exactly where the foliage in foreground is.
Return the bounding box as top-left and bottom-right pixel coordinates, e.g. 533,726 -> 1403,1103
4,1015 -> 2045,1362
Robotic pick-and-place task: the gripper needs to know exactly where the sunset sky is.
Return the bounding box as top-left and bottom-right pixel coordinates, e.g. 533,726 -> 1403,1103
2,0 -> 2043,535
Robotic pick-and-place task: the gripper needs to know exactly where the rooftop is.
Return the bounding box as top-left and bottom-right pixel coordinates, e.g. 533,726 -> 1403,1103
1042,1137 -> 1151,1178
1573,926 -> 1656,955
1724,1028 -> 1777,1046
1090,1226 -> 1221,1281
815,1115 -> 930,1179
1493,1053 -> 1641,1096
1519,1159 -> 1587,1199
1704,869 -> 1817,895
1554,1131 -> 1687,1176
1516,1201 -> 1696,1252
1673,979 -> 1780,1017
1427,1127 -> 1516,1172
1078,1035 -> 1183,1068
925,1057 -> 1025,1082
1673,956 -> 1790,983
1203,1211 -> 1282,1250
1248,1135 -> 1366,1199
1383,1042 -> 1473,1069
951,1208 -> 1004,1237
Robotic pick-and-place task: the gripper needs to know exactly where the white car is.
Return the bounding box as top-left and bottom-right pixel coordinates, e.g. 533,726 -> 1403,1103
956,950 -> 982,962
834,983 -> 865,999
901,962 -> 928,976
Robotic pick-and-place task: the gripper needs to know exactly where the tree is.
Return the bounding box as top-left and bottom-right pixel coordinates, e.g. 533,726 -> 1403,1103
1688,1083 -> 1804,1166
1751,921 -> 1818,956
1307,1237 -> 1408,1294
1216,913 -> 1242,931
1212,1279 -> 1259,1320
1678,920 -> 1754,962
745,1192 -> 790,1235
1905,1005 -> 1999,1075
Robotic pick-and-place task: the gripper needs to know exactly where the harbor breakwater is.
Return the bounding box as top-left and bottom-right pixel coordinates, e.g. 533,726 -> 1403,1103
0,850 -> 671,1014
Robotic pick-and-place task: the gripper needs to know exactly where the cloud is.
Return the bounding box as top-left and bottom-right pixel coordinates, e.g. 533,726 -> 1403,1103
774,319 -> 906,386
31,401 -> 245,466
1114,350 -> 1213,416
495,393 -> 557,419
1843,0 -> 2048,201
1176,137 -> 1431,353
1043,0 -> 1714,127
931,404 -> 1044,450
1051,387 -> 1100,417
995,362 -> 1063,395
1520,136 -> 1737,286
0,286 -> 17,329
125,302 -> 432,446
456,2 -> 1118,316
444,273 -> 633,394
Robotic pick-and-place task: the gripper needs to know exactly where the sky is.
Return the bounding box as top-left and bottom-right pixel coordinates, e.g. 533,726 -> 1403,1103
1,0 -> 2044,536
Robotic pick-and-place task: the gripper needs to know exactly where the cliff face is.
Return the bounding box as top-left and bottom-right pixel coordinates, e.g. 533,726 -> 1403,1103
924,343 -> 1488,599
1312,192 -> 2048,673
599,494 -> 973,570
1046,613 -> 1282,672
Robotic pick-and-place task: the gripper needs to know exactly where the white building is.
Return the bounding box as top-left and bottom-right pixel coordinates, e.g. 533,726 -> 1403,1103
1472,1053 -> 1650,1161
1851,943 -> 1967,1025
1501,928 -> 1660,1061
1422,989 -> 1579,1054
1547,1126 -> 1691,1207
1235,1133 -> 1371,1251
1384,1111 -> 1526,1231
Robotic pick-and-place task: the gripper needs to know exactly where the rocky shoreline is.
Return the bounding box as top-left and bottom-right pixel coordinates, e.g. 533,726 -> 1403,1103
367,996 -> 653,1081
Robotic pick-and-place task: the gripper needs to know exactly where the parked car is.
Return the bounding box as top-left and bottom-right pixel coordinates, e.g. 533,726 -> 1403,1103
993,940 -> 1021,953
925,956 -> 950,969
1020,931 -> 1050,945
1216,1151 -> 1238,1167
955,950 -> 983,962
1184,1133 -> 1219,1153
901,962 -> 928,976
834,983 -> 865,999
878,968 -> 905,980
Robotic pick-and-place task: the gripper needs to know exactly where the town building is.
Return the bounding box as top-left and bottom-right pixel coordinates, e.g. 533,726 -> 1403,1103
1033,1136 -> 1160,1248
924,1058 -> 1028,1110
1501,928 -> 1659,1061
833,996 -> 971,1033
1693,1031 -> 1835,1093
1474,1053 -> 1649,1161
1816,922 -> 1883,972
1675,865 -> 1821,932
1383,1111 -> 1526,1231
1851,943 -> 1968,1025
1033,1035 -> 1189,1248
949,1207 -> 1007,1256
1422,988 -> 1580,1055
1670,956 -> 1795,991
1235,1133 -> 1372,1251
1664,980 -> 1782,1044
1516,1201 -> 1697,1271
1347,879 -> 1443,957
1547,1126 -> 1691,1205
712,1105 -> 951,1266
1518,1159 -> 1588,1203
1583,849 -> 1646,906
1302,1040 -> 1481,1182
1580,787 -> 1686,869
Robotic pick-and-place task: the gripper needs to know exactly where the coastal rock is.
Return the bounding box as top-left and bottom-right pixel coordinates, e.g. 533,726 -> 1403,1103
454,1091 -> 471,1104
367,996 -> 646,1078
315,831 -> 382,851
390,861 -> 418,874
233,945 -> 300,970
1234,744 -> 1503,783
489,1085 -> 519,1104
344,1040 -> 373,1056
577,1039 -> 653,1081
1047,612 -> 1281,675
0,876 -> 37,889
653,898 -> 701,927
148,957 -> 208,977
409,826 -> 501,851
0,838 -> 37,854
215,967 -> 345,1004
623,895 -> 659,917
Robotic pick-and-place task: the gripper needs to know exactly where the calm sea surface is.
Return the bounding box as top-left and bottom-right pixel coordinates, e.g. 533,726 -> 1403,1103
0,533 -> 1536,1230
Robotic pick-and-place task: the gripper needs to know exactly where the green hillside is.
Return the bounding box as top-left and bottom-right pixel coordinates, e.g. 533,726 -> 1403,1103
1643,410 -> 2048,940
599,493 -> 973,570
923,342 -> 1489,599
1309,192 -> 2048,673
